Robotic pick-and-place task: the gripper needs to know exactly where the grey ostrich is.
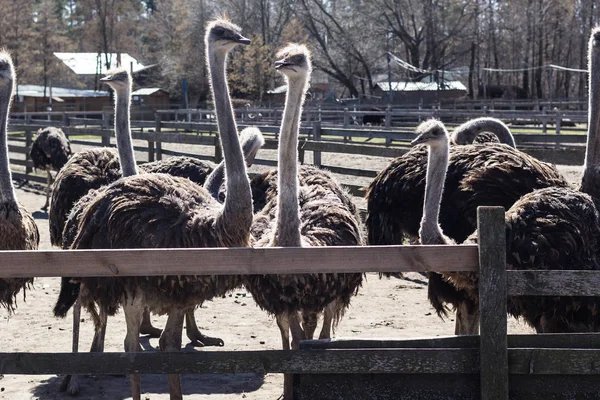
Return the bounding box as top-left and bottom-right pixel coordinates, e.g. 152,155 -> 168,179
450,117 -> 515,147
64,19 -> 252,400
443,27 -> 600,334
245,44 -> 363,399
29,126 -> 72,210
0,51 -> 39,311
366,123 -> 567,334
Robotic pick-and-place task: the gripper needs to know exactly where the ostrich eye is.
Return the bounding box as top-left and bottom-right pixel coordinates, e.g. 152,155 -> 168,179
214,27 -> 225,35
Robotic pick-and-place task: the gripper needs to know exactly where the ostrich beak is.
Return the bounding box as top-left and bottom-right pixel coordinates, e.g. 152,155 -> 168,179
274,60 -> 292,70
411,135 -> 428,146
235,35 -> 251,45
100,75 -> 113,82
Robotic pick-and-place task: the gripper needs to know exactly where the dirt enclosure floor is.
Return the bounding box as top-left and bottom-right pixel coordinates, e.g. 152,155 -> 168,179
0,163 -> 582,400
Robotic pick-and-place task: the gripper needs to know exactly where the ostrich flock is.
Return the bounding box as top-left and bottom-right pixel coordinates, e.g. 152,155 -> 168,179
1,17 -> 600,399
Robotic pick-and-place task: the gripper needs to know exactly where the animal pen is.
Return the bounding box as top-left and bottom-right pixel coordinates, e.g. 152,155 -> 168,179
0,207 -> 599,399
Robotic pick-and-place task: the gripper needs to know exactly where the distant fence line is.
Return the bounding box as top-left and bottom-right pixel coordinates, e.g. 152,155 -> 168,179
7,114 -> 587,195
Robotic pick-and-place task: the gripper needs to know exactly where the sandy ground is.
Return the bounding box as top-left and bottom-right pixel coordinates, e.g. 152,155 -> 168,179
0,160 -> 581,399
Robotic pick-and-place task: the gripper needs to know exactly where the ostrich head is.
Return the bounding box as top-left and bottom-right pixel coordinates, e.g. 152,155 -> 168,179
0,50 -> 15,96
412,119 -> 449,148
275,44 -> 313,80
205,18 -> 251,53
100,67 -> 131,92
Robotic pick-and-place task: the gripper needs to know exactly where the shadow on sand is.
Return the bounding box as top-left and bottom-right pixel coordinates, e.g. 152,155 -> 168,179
31,337 -> 266,399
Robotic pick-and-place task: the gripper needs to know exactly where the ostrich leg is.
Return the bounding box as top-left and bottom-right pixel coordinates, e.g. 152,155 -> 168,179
318,301 -> 336,340
302,312 -> 318,340
454,299 -> 479,335
185,310 -> 224,346
139,307 -> 162,338
160,309 -> 186,400
43,170 -> 52,210
123,296 -> 144,400
59,298 -> 81,395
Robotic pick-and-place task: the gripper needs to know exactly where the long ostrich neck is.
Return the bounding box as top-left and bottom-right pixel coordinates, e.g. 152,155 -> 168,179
581,39 -> 600,198
0,82 -> 16,203
114,86 -> 137,177
273,76 -> 306,247
477,122 -> 515,148
420,142 -> 449,244
208,47 -> 252,229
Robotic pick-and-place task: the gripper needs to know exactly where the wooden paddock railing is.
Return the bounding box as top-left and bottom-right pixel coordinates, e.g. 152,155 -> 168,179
0,207 -> 599,399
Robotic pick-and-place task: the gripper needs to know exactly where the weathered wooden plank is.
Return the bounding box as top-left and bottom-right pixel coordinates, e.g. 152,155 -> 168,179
0,245 -> 479,278
0,349 -> 479,375
7,144 -> 28,154
507,270 -> 600,296
300,141 -> 408,158
509,349 -> 600,375
10,171 -> 46,184
302,333 -> 600,350
478,206 -> 508,400
322,165 -> 379,178
9,159 -> 32,167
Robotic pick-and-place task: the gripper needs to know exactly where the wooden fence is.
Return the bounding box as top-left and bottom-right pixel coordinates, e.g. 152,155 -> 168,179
1,207 -> 599,399
5,110 -> 590,205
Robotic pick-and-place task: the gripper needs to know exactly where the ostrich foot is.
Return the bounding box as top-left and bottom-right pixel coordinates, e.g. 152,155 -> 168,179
139,307 -> 162,338
187,330 -> 224,347
139,323 -> 162,338
59,374 -> 80,396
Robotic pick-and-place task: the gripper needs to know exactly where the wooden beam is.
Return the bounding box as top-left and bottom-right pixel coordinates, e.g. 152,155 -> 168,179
0,349 -> 480,375
477,206 -> 508,400
507,270 -> 600,296
302,333 -> 600,350
0,245 -> 479,278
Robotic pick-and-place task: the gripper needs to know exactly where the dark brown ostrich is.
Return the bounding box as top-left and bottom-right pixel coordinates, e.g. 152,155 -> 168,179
64,19 -> 253,400
29,126 -> 72,210
0,51 -> 40,311
450,117 -> 515,147
444,27 -> 600,334
244,44 -> 363,400
366,118 -> 568,334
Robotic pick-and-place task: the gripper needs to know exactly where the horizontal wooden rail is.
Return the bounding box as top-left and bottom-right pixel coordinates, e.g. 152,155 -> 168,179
0,349 -> 479,375
507,270 -> 600,296
0,245 -> 479,278
2,348 -> 600,376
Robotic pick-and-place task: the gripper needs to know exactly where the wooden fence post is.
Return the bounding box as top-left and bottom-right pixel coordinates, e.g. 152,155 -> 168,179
154,113 -> 162,161
343,108 -> 349,128
25,129 -> 32,176
62,113 -> 70,127
555,109 -> 562,136
477,206 -> 508,400
312,121 -> 322,167
385,105 -> 391,129
101,112 -> 110,146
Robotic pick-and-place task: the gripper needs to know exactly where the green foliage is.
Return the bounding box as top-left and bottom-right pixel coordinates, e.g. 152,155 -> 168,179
229,35 -> 276,103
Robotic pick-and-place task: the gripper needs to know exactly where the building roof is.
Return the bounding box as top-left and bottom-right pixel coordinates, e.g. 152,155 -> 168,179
54,52 -> 146,75
131,88 -> 166,96
376,81 -> 467,92
17,84 -> 109,98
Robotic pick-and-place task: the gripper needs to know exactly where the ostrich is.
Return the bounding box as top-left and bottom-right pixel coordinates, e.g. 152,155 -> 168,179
443,27 -> 600,334
0,51 -> 39,311
366,119 -> 568,333
450,117 -> 515,147
244,44 -> 363,399
29,127 -> 72,210
55,69 -> 264,395
64,19 -> 253,399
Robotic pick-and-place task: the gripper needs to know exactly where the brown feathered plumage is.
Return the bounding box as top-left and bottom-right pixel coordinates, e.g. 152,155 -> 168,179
0,202 -> 39,311
29,127 -> 72,172
67,173 -> 247,323
366,142 -> 568,317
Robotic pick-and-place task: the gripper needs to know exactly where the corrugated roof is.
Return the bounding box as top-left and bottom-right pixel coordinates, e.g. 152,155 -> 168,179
54,52 -> 146,75
131,88 -> 165,96
376,81 -> 467,92
17,84 -> 109,98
